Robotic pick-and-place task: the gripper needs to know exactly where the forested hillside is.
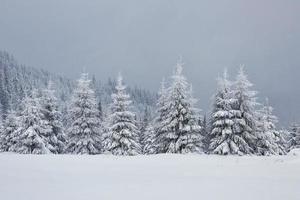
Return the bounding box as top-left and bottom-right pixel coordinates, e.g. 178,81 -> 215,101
0,51 -> 156,119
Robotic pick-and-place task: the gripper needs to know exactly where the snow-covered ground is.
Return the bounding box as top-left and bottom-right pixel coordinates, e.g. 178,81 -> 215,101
0,151 -> 299,200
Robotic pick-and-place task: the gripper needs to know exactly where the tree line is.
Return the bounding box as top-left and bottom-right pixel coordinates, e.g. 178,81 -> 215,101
0,58 -> 299,155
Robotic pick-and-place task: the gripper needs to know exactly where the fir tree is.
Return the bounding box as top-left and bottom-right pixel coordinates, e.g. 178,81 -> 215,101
209,70 -> 238,155
156,60 -> 202,154
200,114 -> 210,153
8,90 -> 51,154
288,123 -> 300,150
256,98 -> 286,155
40,81 -> 67,154
231,66 -> 259,155
152,78 -> 168,153
142,124 -> 156,155
0,111 -> 19,152
97,99 -> 103,121
66,73 -> 102,154
102,74 -> 140,156
140,106 -> 151,152
0,102 -> 4,121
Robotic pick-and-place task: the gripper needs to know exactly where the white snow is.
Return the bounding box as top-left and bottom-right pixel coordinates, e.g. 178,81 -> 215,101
0,152 -> 299,200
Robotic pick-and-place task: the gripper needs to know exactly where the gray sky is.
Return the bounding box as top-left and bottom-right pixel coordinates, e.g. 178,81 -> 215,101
1,0 -> 300,126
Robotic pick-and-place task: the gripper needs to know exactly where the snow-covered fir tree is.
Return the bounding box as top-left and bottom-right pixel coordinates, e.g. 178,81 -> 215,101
0,105 -> 3,144
102,74 -> 141,156
97,99 -> 103,121
8,90 -> 51,154
139,106 -> 152,152
200,114 -> 210,153
142,125 -> 156,155
0,102 -> 4,123
140,105 -> 159,155
155,60 -> 202,154
40,81 -> 67,154
0,111 -> 19,152
288,123 -> 300,150
256,98 -> 286,155
209,70 -> 238,155
279,129 -> 291,150
230,66 -> 259,155
66,73 -> 102,154
151,78 -> 168,153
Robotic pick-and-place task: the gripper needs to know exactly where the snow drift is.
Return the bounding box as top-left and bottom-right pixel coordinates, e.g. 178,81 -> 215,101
0,152 -> 299,200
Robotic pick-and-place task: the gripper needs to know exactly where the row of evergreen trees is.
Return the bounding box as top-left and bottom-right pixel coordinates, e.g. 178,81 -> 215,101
0,60 -> 299,155
209,69 -> 286,155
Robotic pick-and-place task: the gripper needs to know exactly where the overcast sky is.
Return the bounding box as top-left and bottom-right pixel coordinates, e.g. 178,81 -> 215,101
1,0 -> 299,126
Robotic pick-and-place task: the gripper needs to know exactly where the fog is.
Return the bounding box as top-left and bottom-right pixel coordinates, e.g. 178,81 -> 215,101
1,0 -> 299,125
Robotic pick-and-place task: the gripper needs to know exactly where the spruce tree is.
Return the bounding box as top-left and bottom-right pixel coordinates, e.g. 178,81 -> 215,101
155,60 -> 202,154
66,73 -> 102,154
152,78 -> 168,153
142,124 -> 156,155
40,81 -> 67,154
256,98 -> 286,155
97,100 -> 103,121
102,74 -> 140,155
0,111 -> 20,152
231,67 -> 259,155
200,114 -> 210,153
9,90 -> 51,154
209,70 -> 238,155
288,123 -> 300,150
0,105 -> 3,149
140,106 -> 151,152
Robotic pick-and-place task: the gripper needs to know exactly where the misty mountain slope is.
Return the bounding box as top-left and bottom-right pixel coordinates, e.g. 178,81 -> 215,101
0,51 -> 73,112
0,151 -> 299,200
0,51 -> 156,118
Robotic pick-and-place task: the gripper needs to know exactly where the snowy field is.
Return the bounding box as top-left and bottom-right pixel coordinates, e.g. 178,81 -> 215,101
0,152 -> 300,200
